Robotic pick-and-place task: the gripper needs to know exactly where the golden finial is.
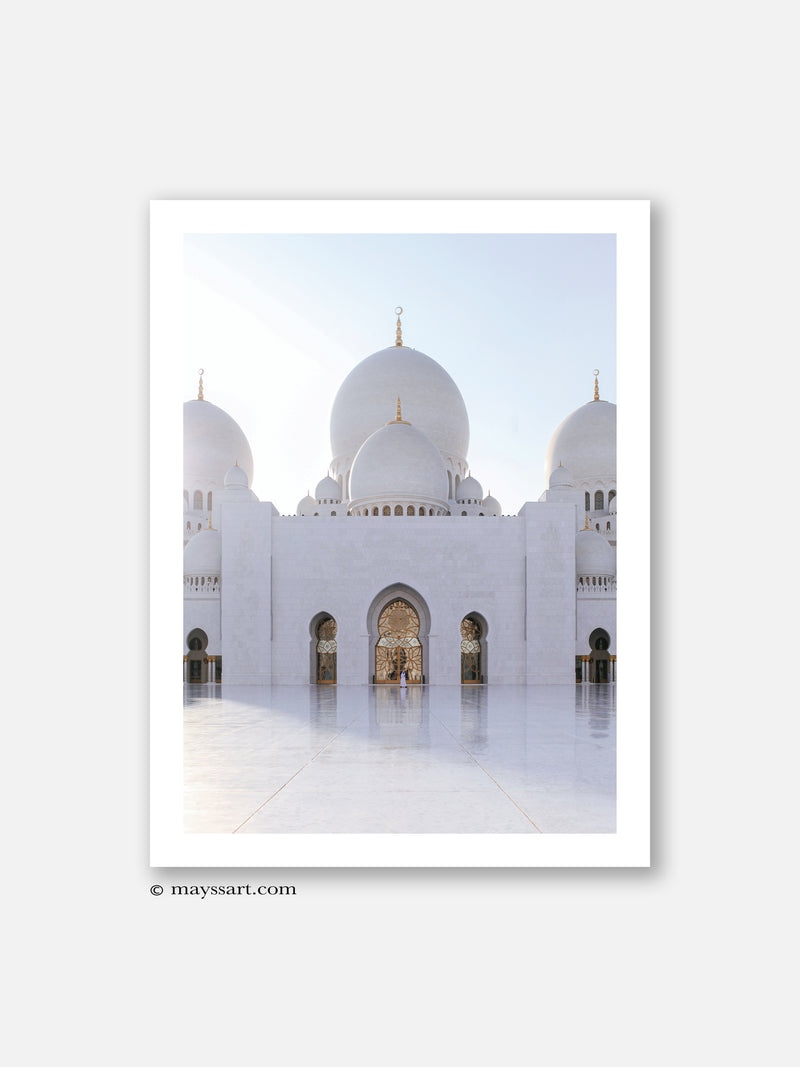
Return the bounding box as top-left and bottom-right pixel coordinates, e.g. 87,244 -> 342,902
394,306 -> 403,347
198,368 -> 205,400
207,513 -> 214,530
593,369 -> 600,401
388,396 -> 410,425
583,514 -> 591,530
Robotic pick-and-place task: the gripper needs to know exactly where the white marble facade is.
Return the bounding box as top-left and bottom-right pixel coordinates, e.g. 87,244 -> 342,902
183,323 -> 617,686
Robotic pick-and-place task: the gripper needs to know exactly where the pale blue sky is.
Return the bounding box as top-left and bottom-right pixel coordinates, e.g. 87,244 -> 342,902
184,233 -> 616,514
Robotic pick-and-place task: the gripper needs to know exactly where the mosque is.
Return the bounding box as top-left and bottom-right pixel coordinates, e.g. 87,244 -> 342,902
183,311 -> 616,687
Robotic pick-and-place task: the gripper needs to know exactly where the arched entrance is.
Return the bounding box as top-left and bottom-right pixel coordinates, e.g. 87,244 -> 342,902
185,628 -> 208,683
315,616 -> 337,684
460,614 -> 486,684
375,598 -> 423,684
589,628 -> 611,683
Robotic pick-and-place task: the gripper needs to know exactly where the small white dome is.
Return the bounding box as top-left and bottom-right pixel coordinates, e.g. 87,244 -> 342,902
482,493 -> 501,516
576,527 -> 615,577
184,398 -> 254,490
224,463 -> 249,488
349,419 -> 449,506
315,476 -> 341,503
212,474 -> 259,530
183,528 -> 221,575
296,493 -> 316,517
456,475 -> 483,502
549,464 -> 574,489
545,399 -> 616,485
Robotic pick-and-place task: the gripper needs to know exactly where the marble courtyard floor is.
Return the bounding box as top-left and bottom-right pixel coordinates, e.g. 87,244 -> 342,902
184,684 -> 616,834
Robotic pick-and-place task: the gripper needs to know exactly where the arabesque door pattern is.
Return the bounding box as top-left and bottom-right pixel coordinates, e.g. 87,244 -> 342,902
460,616 -> 482,683
375,599 -> 422,683
316,616 -> 337,683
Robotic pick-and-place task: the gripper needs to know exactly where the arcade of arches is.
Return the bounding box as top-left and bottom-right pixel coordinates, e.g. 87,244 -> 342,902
309,605 -> 494,686
185,612 -> 615,686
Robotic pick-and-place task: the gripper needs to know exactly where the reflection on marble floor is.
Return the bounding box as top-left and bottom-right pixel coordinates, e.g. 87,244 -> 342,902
184,684 -> 616,834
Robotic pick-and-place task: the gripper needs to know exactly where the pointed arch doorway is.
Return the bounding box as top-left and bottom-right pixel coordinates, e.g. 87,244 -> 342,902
588,628 -> 611,683
460,614 -> 487,684
374,598 -> 423,684
315,616 -> 338,684
185,628 -> 208,683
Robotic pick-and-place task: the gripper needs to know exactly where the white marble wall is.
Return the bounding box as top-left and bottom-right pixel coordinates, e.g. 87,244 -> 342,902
220,502 -> 275,683
213,502 -> 586,685
519,502 -> 578,684
269,515 -> 527,685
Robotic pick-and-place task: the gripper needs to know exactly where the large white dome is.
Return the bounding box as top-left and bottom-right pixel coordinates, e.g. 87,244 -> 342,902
545,400 -> 616,485
184,399 -> 254,491
349,420 -> 449,507
330,347 -> 470,467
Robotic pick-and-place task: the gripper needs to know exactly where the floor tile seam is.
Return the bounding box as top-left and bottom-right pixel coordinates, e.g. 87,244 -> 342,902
430,714 -> 544,834
231,716 -> 362,833
556,732 -> 615,749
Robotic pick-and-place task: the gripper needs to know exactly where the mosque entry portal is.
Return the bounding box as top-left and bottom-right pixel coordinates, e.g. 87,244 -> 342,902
185,628 -> 209,683
460,615 -> 484,684
316,616 -> 338,684
375,599 -> 423,684
589,628 -> 612,683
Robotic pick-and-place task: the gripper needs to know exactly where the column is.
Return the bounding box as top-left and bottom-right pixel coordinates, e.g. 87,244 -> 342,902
581,656 -> 589,684
610,655 -> 616,683
183,655 -> 187,683
208,657 -> 215,684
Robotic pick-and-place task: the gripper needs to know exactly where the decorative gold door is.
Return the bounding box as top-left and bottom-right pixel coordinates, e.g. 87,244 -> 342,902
375,599 -> 422,683
460,617 -> 482,683
316,616 -> 337,684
